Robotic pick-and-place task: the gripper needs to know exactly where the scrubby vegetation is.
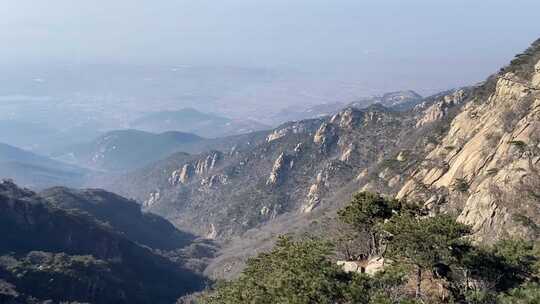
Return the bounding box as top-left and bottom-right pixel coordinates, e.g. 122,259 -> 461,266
199,192 -> 540,303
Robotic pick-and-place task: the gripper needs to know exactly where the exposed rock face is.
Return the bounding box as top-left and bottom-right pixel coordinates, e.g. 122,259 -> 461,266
267,90 -> 422,126
337,108 -> 360,129
398,40 -> 540,243
313,122 -> 333,144
195,152 -> 221,175
267,153 -> 292,185
201,174 -> 229,188
396,151 -> 408,162
337,257 -> 387,276
340,143 -> 355,162
207,224 -> 218,239
267,129 -> 289,142
144,190 -> 160,207
169,152 -> 223,187
114,105 -> 408,239
107,39 -> 540,281
415,89 -> 468,127
266,122 -> 308,142
337,261 -> 362,273
170,164 -> 194,185
302,172 -> 328,213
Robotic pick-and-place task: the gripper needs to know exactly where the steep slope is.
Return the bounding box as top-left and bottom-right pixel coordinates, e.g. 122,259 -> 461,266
396,39 -> 540,243
0,143 -> 88,189
113,104 -> 416,239
0,180 -> 205,303
40,187 -> 196,250
112,39 -> 540,281
56,129 -> 204,171
130,108 -> 269,138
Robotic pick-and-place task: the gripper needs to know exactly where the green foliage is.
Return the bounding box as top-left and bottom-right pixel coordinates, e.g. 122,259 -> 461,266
369,264 -> 411,303
199,236 -> 350,304
338,192 -> 399,230
463,290 -> 498,304
509,140 -> 528,152
382,214 -> 471,298
444,145 -> 456,151
202,191 -> 540,304
452,178 -> 470,193
337,192 -> 422,258
383,214 -> 471,269
381,159 -> 402,170
452,238 -> 540,303
498,282 -> 540,304
487,168 -> 499,176
492,240 -> 539,286
343,274 -> 373,304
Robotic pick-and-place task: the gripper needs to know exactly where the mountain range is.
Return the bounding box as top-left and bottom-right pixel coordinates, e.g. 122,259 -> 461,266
1,38 -> 540,302
265,90 -> 422,125
106,39 -> 540,279
54,128 -> 270,172
130,108 -> 270,138
0,143 -> 88,189
53,130 -> 204,171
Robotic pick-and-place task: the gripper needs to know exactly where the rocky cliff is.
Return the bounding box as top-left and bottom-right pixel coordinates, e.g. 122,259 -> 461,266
109,39 -> 540,280
113,104 -> 415,239
396,39 -> 540,243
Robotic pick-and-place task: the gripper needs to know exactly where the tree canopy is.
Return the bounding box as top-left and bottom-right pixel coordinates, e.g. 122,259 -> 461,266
199,192 -> 540,304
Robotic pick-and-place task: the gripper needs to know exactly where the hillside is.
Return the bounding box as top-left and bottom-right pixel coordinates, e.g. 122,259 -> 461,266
266,90 -> 422,125
55,129 -> 204,171
395,38 -> 540,243
130,108 -> 270,138
0,143 -> 88,189
108,39 -> 540,281
112,104 -> 416,239
40,187 -> 196,250
0,180 -> 206,303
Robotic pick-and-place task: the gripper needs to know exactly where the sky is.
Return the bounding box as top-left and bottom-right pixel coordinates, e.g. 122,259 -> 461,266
1,0 -> 540,94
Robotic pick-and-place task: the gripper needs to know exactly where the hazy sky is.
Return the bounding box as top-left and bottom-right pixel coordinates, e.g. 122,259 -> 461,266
2,0 -> 540,94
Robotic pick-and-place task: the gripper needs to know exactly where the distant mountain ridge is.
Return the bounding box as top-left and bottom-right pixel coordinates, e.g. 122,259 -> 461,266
265,90 -> 422,125
130,108 -> 270,138
107,39 -> 540,280
111,104 -> 412,240
0,143 -> 88,189
55,129 -> 204,171
59,127 -> 272,172
0,120 -> 102,154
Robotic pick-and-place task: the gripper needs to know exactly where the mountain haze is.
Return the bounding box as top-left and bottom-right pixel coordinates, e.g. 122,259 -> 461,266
265,90 -> 422,125
55,130 -> 204,171
0,143 -> 88,189
108,39 -> 540,280
131,108 -> 269,138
